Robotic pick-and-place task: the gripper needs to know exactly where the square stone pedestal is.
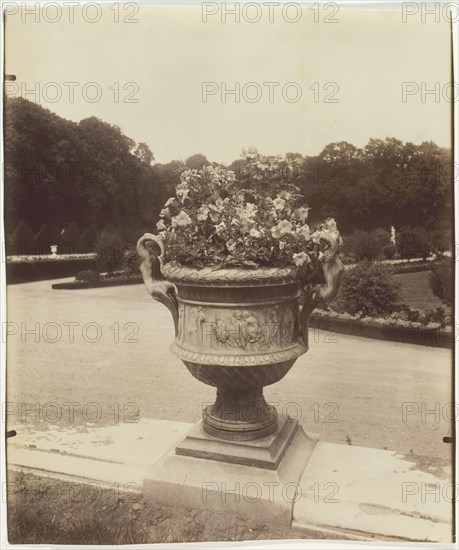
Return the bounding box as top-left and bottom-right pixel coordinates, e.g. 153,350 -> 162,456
143,418 -> 318,526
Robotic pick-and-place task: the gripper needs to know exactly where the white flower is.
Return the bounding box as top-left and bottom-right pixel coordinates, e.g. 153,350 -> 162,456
293,252 -> 310,266
209,211 -> 221,223
236,204 -> 257,228
176,188 -> 189,202
271,220 -> 293,239
172,211 -> 192,227
273,197 -> 286,211
295,207 -> 310,223
164,198 -> 175,207
250,228 -> 261,238
226,239 -> 237,253
214,222 -> 226,236
156,219 -> 166,231
245,203 -> 258,217
325,218 -> 337,232
197,205 -> 210,221
279,241 -> 285,250
296,224 -> 310,240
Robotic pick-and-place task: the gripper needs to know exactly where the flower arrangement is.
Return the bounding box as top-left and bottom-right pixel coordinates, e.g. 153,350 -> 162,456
157,149 -> 339,270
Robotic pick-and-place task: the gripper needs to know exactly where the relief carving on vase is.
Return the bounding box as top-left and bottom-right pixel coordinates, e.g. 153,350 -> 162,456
177,301 -> 300,353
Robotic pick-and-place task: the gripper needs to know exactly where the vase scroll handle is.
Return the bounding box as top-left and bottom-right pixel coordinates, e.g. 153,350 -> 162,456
137,233 -> 179,336
299,230 -> 345,344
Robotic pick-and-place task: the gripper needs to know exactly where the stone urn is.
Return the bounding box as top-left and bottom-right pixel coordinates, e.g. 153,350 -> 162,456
137,232 -> 343,443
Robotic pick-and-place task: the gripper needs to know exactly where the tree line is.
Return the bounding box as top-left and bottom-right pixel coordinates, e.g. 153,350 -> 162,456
4,97 -> 453,242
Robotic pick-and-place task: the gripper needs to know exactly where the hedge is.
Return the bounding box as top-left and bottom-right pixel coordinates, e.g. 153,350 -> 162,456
6,257 -> 97,284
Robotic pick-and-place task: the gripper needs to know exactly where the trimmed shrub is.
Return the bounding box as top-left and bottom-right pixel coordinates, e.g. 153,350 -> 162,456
80,224 -> 99,253
7,258 -> 96,284
123,247 -> 141,275
60,222 -> 81,255
125,227 -> 150,249
96,229 -> 126,273
332,262 -> 401,316
343,228 -> 392,262
430,228 -> 451,256
75,269 -> 101,283
382,243 -> 396,259
35,223 -> 62,255
397,227 -> 431,260
101,223 -> 118,236
8,221 -> 36,256
429,259 -> 453,306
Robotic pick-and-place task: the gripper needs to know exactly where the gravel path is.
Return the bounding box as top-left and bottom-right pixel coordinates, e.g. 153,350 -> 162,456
6,279 -> 453,459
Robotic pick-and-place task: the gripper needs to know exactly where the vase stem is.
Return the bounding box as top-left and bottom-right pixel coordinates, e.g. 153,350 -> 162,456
203,386 -> 278,441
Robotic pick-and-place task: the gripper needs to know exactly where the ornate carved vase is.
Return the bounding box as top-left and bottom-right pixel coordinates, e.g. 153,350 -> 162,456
137,233 -> 343,443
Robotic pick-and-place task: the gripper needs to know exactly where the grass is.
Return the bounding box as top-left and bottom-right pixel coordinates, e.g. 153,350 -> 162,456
394,270 -> 444,311
6,471 -> 340,544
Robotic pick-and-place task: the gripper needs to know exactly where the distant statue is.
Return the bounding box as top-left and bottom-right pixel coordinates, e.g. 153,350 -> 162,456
390,226 -> 396,245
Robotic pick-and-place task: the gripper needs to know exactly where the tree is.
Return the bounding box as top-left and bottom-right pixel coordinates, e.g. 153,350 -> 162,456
134,142 -> 154,165
397,227 -> 431,260
185,154 -> 208,170
60,222 -> 81,255
298,138 -> 452,234
4,97 -> 164,238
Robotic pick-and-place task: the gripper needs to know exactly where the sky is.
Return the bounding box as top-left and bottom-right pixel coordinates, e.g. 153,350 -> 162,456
4,2 -> 453,164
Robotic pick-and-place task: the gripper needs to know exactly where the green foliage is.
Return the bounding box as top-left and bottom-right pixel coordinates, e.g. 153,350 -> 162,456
4,97 -> 160,235
430,228 -> 451,256
343,228 -> 393,261
80,224 -> 99,253
35,223 -> 62,254
429,259 -> 452,306
396,304 -> 449,327
333,263 -> 401,316
4,97 -> 452,242
101,223 -> 118,236
8,221 -> 36,255
185,154 -> 208,170
300,138 -> 452,233
397,227 -> 431,260
96,230 -> 126,273
158,150 -> 335,268
123,248 -> 141,275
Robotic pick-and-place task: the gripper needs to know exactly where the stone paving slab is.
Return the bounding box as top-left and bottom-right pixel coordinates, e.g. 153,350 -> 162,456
7,419 -> 191,486
293,442 -> 453,542
7,418 -> 454,542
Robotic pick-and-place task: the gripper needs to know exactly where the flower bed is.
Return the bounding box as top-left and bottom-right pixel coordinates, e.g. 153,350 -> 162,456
391,260 -> 434,275
309,309 -> 453,349
52,271 -> 142,290
155,150 -> 332,272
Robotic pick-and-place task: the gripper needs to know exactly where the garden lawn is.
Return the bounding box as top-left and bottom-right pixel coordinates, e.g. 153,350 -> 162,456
394,270 -> 444,311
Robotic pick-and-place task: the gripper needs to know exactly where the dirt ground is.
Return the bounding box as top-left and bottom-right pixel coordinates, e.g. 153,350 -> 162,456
6,471 -> 389,544
6,279 -> 453,459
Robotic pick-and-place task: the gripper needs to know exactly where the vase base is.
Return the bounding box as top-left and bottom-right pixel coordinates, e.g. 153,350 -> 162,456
144,422 -> 318,527
202,409 -> 278,442
176,416 -> 306,470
